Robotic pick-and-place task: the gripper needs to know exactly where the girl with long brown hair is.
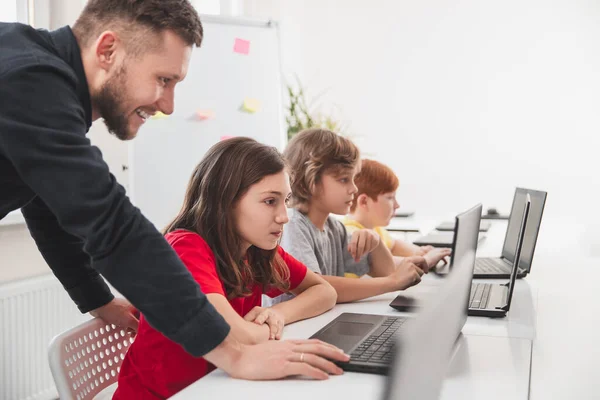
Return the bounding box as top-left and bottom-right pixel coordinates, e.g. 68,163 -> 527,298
115,137 -> 337,399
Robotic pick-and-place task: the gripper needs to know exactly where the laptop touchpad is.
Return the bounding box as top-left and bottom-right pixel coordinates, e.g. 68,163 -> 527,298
319,322 -> 375,352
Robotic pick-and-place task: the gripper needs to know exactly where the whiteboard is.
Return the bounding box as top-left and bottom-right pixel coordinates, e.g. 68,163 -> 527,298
129,15 -> 285,230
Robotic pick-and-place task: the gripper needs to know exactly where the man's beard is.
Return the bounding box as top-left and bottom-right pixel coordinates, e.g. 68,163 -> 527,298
93,66 -> 133,141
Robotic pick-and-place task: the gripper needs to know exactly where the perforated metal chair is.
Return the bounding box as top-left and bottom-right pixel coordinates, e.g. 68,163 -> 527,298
48,318 -> 134,400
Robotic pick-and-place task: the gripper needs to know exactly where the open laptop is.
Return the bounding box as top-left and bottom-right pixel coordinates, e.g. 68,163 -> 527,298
382,254 -> 474,400
412,231 -> 486,248
468,195 -> 530,317
386,219 -> 420,233
390,204 -> 481,312
308,246 -> 474,376
390,197 -> 530,318
436,219 -> 491,232
474,187 -> 546,278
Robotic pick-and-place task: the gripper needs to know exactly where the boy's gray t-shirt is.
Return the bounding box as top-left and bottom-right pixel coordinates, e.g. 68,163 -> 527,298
281,209 -> 370,277
263,209 -> 370,306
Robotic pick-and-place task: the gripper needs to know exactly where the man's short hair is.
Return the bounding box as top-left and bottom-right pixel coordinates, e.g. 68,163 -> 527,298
72,0 -> 203,54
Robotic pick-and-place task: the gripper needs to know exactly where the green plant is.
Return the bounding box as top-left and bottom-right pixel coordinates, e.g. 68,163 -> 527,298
285,78 -> 346,141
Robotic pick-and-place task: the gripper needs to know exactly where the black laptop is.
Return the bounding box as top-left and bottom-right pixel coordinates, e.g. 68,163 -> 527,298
468,194 -> 530,317
382,256 -> 474,399
390,197 -> 530,318
436,219 -> 491,232
308,243 -> 474,375
473,187 -> 546,278
412,231 -> 486,248
391,204 -> 480,312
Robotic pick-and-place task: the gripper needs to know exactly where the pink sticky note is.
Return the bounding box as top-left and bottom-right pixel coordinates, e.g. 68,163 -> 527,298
195,110 -> 215,121
220,135 -> 235,141
233,38 -> 250,55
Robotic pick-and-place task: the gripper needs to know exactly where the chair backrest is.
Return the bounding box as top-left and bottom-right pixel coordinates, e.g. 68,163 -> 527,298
48,318 -> 134,400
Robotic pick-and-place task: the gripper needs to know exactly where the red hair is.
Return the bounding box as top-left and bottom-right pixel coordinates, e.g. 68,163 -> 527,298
350,159 -> 399,212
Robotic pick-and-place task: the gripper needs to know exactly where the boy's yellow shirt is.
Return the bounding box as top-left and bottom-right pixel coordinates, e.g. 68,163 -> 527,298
342,217 -> 394,251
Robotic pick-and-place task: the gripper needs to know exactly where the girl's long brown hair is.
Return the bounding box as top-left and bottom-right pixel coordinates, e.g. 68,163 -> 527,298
164,137 -> 290,299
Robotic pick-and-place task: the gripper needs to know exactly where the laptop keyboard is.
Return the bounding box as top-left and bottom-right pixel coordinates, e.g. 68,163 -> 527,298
349,316 -> 407,364
470,283 -> 493,309
475,258 -> 509,274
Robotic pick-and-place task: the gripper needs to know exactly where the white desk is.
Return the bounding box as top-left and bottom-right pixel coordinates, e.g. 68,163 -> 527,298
173,219 -> 534,399
395,219 -> 538,340
259,275 -> 536,341
482,219 -> 600,399
400,276 -> 537,339
172,217 -> 600,399
526,251 -> 600,400
172,334 -> 532,400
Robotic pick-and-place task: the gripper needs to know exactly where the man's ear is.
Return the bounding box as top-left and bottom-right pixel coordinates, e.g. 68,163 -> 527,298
94,31 -> 120,72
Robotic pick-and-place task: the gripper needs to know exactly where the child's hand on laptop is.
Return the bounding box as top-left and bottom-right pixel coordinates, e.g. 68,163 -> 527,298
348,229 -> 381,261
416,245 -> 435,256
388,258 -> 425,290
423,248 -> 452,270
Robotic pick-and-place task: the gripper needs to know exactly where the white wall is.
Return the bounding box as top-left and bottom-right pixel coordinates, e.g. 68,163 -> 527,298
244,0 -> 600,235
3,0 -> 599,282
0,1 -> 17,22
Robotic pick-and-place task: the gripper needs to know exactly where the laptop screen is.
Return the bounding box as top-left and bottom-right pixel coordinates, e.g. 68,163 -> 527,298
504,195 -> 530,311
501,188 -> 547,271
383,251 -> 475,400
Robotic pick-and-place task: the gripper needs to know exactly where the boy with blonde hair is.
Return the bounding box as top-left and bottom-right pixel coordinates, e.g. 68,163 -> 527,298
279,129 -> 428,303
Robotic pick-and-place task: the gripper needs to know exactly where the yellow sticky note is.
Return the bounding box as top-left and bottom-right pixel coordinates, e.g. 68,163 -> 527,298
150,111 -> 169,120
241,98 -> 261,113
195,109 -> 215,121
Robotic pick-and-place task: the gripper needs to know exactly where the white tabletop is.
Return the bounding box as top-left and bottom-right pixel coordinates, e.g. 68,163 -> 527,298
526,252 -> 600,400
171,216 -> 600,400
172,334 -> 532,400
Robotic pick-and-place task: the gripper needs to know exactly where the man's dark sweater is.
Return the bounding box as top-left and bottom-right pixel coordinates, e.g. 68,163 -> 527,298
0,22 -> 229,357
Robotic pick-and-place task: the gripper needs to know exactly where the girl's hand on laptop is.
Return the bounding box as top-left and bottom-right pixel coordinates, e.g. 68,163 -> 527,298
244,306 -> 285,340
423,248 -> 452,270
348,229 -> 380,261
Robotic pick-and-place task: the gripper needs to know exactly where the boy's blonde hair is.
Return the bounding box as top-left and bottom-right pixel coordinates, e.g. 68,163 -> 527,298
350,159 -> 399,213
284,128 -> 360,211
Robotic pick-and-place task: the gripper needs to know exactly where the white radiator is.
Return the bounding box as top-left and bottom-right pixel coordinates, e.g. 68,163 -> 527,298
1,274 -> 91,400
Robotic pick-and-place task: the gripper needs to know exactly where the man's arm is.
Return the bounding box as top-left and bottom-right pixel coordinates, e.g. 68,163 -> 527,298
0,63 -> 229,357
23,198 -> 140,333
22,196 -> 113,313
